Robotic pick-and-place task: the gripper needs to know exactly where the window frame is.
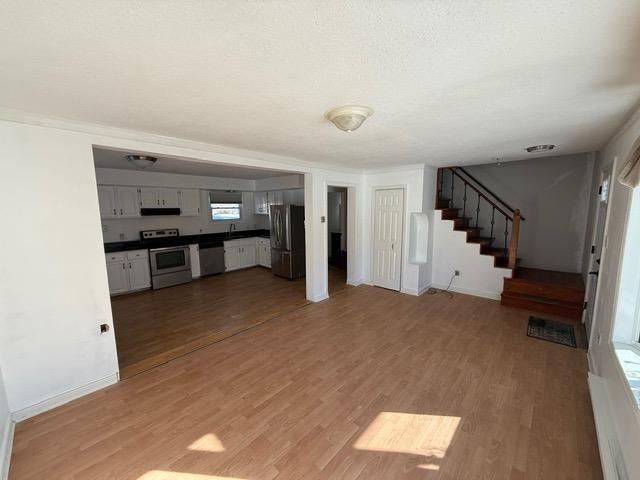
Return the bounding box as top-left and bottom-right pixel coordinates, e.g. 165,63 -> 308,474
209,201 -> 243,222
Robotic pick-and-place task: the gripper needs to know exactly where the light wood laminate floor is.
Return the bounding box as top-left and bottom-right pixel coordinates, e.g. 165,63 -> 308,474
10,286 -> 601,479
113,267 -> 349,378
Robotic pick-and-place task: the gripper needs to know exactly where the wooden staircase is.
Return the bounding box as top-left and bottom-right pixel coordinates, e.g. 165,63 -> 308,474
436,167 -> 585,321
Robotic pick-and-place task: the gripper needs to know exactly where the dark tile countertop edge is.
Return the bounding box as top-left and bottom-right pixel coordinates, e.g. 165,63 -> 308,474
104,229 -> 270,253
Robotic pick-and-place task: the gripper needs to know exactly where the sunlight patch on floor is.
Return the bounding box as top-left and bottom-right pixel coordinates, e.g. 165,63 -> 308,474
354,412 -> 461,460
137,472 -> 244,480
188,433 -> 226,452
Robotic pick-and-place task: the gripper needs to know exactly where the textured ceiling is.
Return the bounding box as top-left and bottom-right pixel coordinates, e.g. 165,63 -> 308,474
2,1 -> 640,168
92,147 -> 292,179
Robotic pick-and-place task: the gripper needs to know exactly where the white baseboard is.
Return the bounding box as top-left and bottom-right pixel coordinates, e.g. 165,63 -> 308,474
346,278 -> 362,286
0,416 -> 14,480
588,372 -> 626,480
430,283 -> 501,300
11,373 -> 118,422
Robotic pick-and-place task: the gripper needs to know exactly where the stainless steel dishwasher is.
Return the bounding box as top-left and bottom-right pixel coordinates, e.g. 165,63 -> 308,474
199,240 -> 225,276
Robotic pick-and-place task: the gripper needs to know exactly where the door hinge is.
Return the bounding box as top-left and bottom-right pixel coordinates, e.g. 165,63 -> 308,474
591,245 -> 596,254
583,302 -> 588,310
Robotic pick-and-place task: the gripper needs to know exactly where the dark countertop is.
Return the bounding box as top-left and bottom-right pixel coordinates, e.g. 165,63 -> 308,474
104,229 -> 270,253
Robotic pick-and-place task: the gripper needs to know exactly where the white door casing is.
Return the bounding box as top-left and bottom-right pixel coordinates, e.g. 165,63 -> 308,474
584,167 -> 612,342
373,188 -> 404,291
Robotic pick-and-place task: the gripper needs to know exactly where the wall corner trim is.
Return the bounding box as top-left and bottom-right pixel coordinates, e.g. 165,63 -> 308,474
11,373 -> 119,423
0,417 -> 14,480
309,293 -> 329,303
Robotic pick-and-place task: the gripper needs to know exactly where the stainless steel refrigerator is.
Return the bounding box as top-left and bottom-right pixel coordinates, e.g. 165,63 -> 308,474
270,204 -> 305,279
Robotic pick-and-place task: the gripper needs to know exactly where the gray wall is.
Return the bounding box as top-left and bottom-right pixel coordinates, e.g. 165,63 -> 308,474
464,153 -> 594,272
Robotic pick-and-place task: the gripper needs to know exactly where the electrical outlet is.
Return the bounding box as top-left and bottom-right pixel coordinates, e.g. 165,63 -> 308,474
454,270 -> 460,276
119,233 -> 125,240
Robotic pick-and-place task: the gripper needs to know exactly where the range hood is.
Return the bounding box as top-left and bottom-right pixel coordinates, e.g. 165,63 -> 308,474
140,207 -> 181,216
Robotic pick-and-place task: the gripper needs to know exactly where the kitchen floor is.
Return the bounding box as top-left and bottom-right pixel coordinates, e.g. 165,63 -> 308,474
112,266 -> 350,378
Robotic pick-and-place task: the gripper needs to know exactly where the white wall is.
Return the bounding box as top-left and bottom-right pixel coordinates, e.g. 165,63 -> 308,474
432,213 -> 512,299
0,366 -> 11,479
363,166 -> 427,295
96,168 -> 261,241
419,167 -> 437,293
463,154 -> 594,272
255,174 -> 304,191
0,122 -> 120,418
588,107 -> 640,477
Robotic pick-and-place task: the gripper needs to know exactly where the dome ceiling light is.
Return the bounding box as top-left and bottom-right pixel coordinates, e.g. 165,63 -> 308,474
326,105 -> 374,132
525,144 -> 555,153
126,154 -> 158,169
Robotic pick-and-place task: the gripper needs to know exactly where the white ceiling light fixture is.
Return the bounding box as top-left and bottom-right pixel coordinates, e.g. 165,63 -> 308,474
126,154 -> 157,168
525,144 -> 555,153
326,105 -> 374,132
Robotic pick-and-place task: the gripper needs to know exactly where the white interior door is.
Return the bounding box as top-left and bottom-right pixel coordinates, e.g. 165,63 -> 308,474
585,168 -> 611,342
373,188 -> 404,291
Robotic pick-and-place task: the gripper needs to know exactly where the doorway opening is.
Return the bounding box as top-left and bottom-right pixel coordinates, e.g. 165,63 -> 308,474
93,146 -> 309,378
327,186 -> 349,295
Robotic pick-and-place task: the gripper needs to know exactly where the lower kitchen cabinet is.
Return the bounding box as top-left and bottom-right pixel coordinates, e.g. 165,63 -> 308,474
105,250 -> 151,295
224,238 -> 258,272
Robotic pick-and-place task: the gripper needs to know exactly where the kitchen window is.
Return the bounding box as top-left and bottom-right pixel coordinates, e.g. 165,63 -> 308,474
209,191 -> 243,221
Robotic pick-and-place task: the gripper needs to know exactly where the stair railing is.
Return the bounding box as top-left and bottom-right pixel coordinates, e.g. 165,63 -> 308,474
436,167 -> 524,269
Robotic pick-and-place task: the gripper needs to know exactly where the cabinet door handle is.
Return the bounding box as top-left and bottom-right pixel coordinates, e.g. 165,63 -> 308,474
120,209 -> 123,215
113,208 -> 117,215
122,263 -> 125,270
129,263 -> 132,269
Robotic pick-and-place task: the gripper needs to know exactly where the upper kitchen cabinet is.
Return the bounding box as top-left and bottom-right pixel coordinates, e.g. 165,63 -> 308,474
97,185 -> 117,218
179,189 -> 200,216
98,185 -> 140,218
254,191 -> 269,214
115,186 -> 140,217
160,188 -> 180,208
139,187 -> 161,208
139,187 -> 180,208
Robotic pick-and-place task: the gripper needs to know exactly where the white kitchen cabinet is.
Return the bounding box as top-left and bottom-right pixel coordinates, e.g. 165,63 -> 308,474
224,246 -> 241,271
105,250 -> 150,295
257,238 -> 271,268
106,253 -> 129,294
224,238 -> 258,271
139,187 -> 180,208
97,186 -> 117,218
139,187 -> 161,207
115,186 -> 140,217
254,191 -> 269,214
179,189 -> 200,216
189,244 -> 201,278
128,257 -> 151,290
160,188 -> 180,208
240,244 -> 256,267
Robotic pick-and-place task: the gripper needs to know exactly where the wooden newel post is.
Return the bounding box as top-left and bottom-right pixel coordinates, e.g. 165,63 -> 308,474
508,209 -> 521,269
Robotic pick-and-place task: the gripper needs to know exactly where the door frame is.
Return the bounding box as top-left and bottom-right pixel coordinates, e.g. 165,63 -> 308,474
371,185 -> 406,292
583,160 -> 615,348
324,181 -> 358,294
